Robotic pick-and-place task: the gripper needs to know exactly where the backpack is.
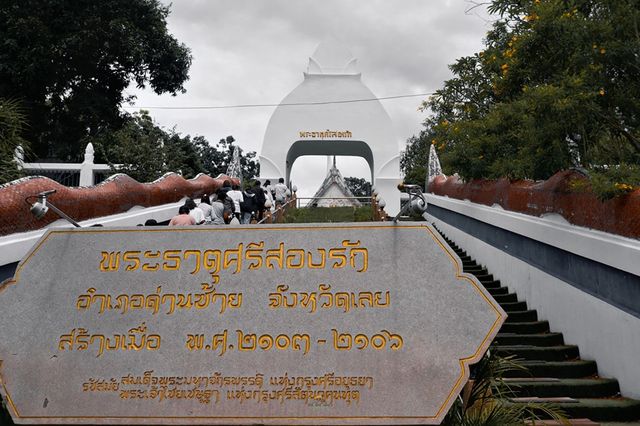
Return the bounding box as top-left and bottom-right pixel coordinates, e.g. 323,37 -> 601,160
252,186 -> 266,209
241,191 -> 257,213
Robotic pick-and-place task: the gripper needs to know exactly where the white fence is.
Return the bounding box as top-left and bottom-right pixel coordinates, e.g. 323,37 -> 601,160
15,143 -> 115,187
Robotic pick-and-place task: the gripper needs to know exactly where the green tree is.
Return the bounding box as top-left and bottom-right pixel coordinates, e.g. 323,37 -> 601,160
344,177 -> 372,198
404,0 -> 640,196
0,0 -> 192,161
195,136 -> 260,182
163,133 -> 205,179
0,98 -> 28,184
94,114 -> 259,183
94,111 -> 167,182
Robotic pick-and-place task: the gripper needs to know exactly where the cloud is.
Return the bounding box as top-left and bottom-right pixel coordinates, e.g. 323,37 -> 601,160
128,0 -> 490,195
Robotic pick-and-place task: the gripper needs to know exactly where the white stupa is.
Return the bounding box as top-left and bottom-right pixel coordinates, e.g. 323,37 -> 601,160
259,40 -> 401,215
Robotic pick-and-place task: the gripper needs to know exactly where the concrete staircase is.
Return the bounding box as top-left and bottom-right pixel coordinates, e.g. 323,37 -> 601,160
438,231 -> 640,423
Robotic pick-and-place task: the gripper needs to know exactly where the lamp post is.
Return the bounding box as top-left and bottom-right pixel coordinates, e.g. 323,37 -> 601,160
393,183 -> 427,223
29,190 -> 81,227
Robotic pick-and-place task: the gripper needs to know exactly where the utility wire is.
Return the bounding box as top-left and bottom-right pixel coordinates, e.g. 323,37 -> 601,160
121,92 -> 434,110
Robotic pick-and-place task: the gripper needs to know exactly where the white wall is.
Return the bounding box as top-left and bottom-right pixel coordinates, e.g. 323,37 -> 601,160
425,194 -> 640,398
0,201 -> 184,268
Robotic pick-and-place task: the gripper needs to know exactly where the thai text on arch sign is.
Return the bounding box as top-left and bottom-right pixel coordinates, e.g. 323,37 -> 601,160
0,222 -> 505,425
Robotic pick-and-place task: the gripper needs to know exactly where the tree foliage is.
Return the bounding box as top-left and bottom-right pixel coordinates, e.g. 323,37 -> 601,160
94,112 -> 258,183
403,0 -> 640,197
194,136 -> 260,182
0,0 -> 192,161
443,353 -> 566,425
0,98 -> 28,184
344,177 -> 372,198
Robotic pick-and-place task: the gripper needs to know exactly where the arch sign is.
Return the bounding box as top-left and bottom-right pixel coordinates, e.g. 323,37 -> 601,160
0,223 -> 504,424
260,40 -> 403,215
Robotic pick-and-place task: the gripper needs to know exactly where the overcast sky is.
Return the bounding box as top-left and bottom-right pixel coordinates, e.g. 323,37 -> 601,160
126,0 -> 491,198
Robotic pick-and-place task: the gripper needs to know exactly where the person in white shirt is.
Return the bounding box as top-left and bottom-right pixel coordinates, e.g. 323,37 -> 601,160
263,180 -> 274,213
274,178 -> 289,208
185,198 -> 205,225
227,184 -> 244,221
198,195 -> 213,224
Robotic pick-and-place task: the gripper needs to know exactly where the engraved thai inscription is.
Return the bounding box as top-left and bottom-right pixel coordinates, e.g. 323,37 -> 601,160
0,223 -> 505,425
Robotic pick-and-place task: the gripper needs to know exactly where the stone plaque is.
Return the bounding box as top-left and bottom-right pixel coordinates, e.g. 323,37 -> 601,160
0,223 -> 505,424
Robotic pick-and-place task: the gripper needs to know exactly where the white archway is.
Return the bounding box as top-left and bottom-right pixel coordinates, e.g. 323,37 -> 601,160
259,40 -> 402,215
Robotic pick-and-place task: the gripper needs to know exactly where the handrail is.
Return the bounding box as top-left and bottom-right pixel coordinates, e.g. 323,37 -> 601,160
256,198 -> 297,225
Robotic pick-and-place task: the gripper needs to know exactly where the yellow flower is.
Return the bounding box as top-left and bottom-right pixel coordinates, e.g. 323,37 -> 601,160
600,48 -> 606,54
599,88 -> 605,96
614,183 -> 635,191
431,139 -> 437,145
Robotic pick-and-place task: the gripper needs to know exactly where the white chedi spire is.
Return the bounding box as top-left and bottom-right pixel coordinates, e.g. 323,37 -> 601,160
306,38 -> 359,75
226,145 -> 243,184
427,143 -> 444,190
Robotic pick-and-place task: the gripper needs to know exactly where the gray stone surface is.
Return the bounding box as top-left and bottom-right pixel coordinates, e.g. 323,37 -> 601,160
0,222 -> 505,424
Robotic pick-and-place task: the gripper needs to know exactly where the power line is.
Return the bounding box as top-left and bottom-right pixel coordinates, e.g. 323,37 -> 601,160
121,92 -> 434,110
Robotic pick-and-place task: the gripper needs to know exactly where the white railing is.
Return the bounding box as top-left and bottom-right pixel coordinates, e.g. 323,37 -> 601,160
14,143 -> 117,187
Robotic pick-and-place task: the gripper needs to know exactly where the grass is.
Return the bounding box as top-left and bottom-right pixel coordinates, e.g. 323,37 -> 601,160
284,206 -> 375,223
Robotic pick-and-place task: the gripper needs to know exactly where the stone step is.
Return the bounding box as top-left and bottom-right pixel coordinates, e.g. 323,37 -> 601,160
487,286 -> 510,296
532,398 -> 640,422
492,293 -> 519,303
494,332 -> 564,347
481,279 -> 502,289
504,310 -> 538,322
462,259 -> 477,267
494,344 -> 580,361
474,273 -> 494,283
525,420 -> 599,426
500,321 -> 550,334
463,265 -> 486,274
506,378 -> 620,398
499,301 -> 528,312
503,360 -> 598,379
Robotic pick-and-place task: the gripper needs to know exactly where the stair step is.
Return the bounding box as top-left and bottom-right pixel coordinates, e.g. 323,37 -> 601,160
459,255 -> 472,262
475,273 -> 494,282
463,265 -> 486,273
481,280 -> 502,289
504,310 -> 538,322
499,301 -> 528,312
525,420 -> 599,426
532,398 -> 640,422
507,378 -> 620,398
494,332 -> 564,347
503,360 -> 598,379
462,259 -> 477,267
494,344 -> 580,361
500,321 -> 550,334
492,293 -> 518,303
488,286 -> 510,296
